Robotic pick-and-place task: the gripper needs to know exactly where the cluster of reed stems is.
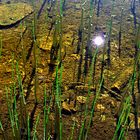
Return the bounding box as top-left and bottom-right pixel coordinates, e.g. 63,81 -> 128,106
0,0 -> 140,140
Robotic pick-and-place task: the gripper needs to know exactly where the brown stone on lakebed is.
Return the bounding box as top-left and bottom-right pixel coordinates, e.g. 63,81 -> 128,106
111,66 -> 133,94
0,2 -> 33,28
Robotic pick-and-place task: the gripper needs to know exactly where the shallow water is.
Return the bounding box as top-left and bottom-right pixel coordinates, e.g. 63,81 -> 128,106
0,0 -> 140,140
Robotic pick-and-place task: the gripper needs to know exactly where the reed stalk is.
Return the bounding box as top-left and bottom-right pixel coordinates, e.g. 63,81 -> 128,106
118,8 -> 123,57
83,0 -> 94,80
44,84 -> 47,139
69,120 -> 76,140
54,63 -> 63,140
107,0 -> 115,66
33,113 -> 40,140
20,22 -> 27,77
0,117 -> 6,140
5,86 -> 15,137
32,4 -> 38,103
16,61 -> 27,137
112,93 -> 131,140
85,69 -> 104,139
43,83 -> 53,139
27,113 -> 30,140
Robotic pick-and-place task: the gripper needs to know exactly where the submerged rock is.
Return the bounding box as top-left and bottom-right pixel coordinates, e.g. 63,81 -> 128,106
62,101 -> 77,115
0,2 -> 33,29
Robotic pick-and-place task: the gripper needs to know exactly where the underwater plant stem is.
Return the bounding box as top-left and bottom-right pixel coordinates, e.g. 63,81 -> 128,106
107,0 -> 115,66
32,11 -> 38,104
76,0 -> 85,55
5,88 -> 14,137
118,8 -> 123,57
20,22 -> 27,77
16,61 -> 27,138
132,23 -> 140,140
85,74 -> 104,140
44,84 -> 47,139
33,113 -> 41,140
84,0 -> 94,79
69,120 -> 76,140
0,117 -> 6,140
112,95 -> 131,140
27,113 -> 30,140
37,0 -> 47,19
54,64 -> 63,140
43,84 -> 53,139
131,0 -> 137,29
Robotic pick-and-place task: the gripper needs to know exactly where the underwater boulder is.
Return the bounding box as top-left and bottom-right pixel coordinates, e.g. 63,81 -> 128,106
0,2 -> 33,29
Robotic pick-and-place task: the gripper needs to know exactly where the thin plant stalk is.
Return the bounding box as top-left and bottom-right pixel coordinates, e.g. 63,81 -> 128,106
118,8 -> 123,57
69,120 -> 76,140
20,22 -> 27,77
54,63 -> 63,140
44,84 -> 47,139
5,87 -> 15,136
83,0 -> 94,80
27,113 -> 30,140
85,71 -> 104,139
107,0 -> 115,66
44,84 -> 53,139
0,117 -> 6,140
33,113 -> 41,140
16,61 -> 27,135
32,12 -> 38,104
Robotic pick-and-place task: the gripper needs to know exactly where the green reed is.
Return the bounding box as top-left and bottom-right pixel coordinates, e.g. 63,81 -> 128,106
69,120 -> 76,140
136,24 -> 140,109
0,116 -> 6,140
85,66 -> 104,140
132,23 -> 140,139
78,48 -> 98,140
57,0 -> 64,63
27,113 -> 30,140
44,84 -> 53,139
20,21 -> 27,77
44,84 -> 47,139
5,86 -> 20,140
16,61 -> 27,135
10,54 -> 20,137
112,80 -> 132,139
78,1 -> 97,139
54,63 -> 63,140
5,87 -> 15,137
0,119 -> 3,132
33,113 -> 40,140
113,95 -> 131,140
112,44 -> 138,139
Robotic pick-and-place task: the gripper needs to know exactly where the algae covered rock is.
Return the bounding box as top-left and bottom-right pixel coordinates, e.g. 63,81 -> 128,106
0,2 -> 33,29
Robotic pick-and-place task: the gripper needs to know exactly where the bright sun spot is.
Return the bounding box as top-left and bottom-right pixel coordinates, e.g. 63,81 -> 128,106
93,36 -> 104,47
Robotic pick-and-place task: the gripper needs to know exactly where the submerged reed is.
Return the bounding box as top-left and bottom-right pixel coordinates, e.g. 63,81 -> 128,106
0,0 -> 139,140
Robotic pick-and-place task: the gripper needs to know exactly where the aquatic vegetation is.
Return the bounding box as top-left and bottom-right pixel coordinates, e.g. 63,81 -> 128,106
118,8 -> 123,57
0,0 -> 140,140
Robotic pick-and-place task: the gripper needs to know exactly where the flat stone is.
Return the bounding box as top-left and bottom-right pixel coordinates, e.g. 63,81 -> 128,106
0,2 -> 33,28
